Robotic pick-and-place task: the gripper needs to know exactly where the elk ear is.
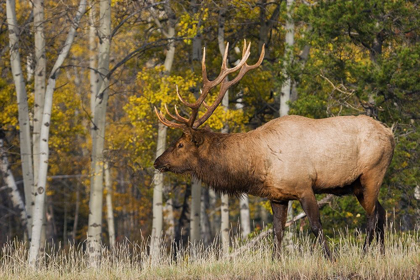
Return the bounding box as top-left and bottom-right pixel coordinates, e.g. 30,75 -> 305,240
191,132 -> 204,147
183,128 -> 204,147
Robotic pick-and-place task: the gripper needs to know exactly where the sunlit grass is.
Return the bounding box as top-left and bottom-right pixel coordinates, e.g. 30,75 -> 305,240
1,229 -> 419,279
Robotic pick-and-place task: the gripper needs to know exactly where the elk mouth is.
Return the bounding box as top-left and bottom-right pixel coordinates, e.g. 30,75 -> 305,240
158,165 -> 169,172
154,161 -> 170,172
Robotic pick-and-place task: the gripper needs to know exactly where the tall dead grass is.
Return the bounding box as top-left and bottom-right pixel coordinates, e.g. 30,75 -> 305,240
0,229 -> 419,279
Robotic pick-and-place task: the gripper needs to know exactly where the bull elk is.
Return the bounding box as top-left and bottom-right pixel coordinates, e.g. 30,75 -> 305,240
153,41 -> 395,258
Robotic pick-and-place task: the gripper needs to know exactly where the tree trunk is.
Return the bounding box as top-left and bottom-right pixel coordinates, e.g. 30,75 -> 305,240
163,196 -> 175,240
190,177 -> 201,243
28,0 -> 87,268
279,0 -> 295,117
0,137 -> 28,232
33,0 -> 47,247
189,0 -> 202,245
220,90 -> 230,255
218,9 -> 230,257
221,194 -> 229,256
150,0 -> 176,262
279,0 -> 295,249
150,123 -> 166,262
239,196 -> 251,239
6,0 -> 34,240
105,162 -> 115,250
87,0 -> 111,267
89,1 -> 98,115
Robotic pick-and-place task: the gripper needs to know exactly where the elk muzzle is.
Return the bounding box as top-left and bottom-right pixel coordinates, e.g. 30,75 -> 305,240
153,157 -> 170,172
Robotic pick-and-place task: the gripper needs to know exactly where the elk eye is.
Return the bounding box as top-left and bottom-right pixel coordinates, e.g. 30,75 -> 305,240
178,143 -> 184,148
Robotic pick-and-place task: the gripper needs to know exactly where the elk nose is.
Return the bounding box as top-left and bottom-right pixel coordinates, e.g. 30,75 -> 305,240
153,160 -> 159,169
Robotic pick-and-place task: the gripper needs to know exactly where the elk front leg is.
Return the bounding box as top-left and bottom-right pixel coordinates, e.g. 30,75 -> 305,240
270,200 -> 288,258
299,192 -> 332,259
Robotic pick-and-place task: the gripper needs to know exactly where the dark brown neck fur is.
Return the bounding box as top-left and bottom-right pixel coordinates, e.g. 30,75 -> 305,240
191,131 -> 264,196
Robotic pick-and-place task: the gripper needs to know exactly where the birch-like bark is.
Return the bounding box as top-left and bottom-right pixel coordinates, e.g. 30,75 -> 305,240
220,88 -> 230,256
149,0 -> 176,261
279,0 -> 295,117
150,123 -> 166,262
163,197 -> 175,240
189,0 -> 202,245
33,0 -> 47,244
89,1 -> 98,115
87,0 -> 111,267
221,194 -> 229,255
6,0 -> 34,239
218,8 -> 230,257
0,138 -> 28,232
28,0 -> 87,267
239,196 -> 251,239
190,177 -> 201,243
279,0 -> 295,249
104,162 -> 115,250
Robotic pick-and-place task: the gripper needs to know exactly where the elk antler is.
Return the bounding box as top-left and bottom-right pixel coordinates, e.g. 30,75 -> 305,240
155,40 -> 265,130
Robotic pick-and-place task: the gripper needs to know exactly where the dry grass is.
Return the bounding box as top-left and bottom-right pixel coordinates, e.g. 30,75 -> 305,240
1,230 -> 419,280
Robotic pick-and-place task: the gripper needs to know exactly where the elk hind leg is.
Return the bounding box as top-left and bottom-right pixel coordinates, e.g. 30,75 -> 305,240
270,200 -> 288,258
355,171 -> 386,253
299,192 -> 332,259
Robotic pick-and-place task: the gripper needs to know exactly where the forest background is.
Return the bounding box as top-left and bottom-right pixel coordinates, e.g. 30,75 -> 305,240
0,0 -> 419,266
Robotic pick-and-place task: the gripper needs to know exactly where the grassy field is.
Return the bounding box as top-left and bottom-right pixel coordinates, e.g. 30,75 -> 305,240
1,230 -> 419,280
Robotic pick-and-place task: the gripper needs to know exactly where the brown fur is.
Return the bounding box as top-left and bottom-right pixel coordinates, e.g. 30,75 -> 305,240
154,114 -> 395,258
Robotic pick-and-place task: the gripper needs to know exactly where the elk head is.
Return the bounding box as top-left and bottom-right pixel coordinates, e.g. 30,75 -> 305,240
153,41 -> 264,174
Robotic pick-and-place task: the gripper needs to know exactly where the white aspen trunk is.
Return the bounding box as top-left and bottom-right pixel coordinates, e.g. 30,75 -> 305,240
163,27 -> 175,73
190,177 -> 201,243
89,1 -> 98,115
33,0 -> 47,244
0,138 -> 28,231
220,93 -> 230,254
280,0 -> 295,249
220,86 -> 230,256
218,14 -> 230,257
279,0 -> 295,117
150,1 -> 176,261
232,52 -> 251,240
6,0 -> 34,240
160,19 -> 175,239
105,162 -> 115,250
239,195 -> 251,239
221,194 -> 229,256
150,123 -> 166,262
189,1 -> 202,245
87,0 -> 110,267
163,197 -> 174,240
28,0 -> 87,267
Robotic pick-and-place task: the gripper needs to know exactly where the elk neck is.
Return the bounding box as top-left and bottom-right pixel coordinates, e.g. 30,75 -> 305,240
191,130 -> 266,196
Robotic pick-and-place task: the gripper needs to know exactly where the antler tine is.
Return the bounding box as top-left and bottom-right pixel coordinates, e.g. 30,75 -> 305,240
176,85 -> 199,109
154,106 -> 186,129
174,105 -> 190,123
192,42 -> 265,129
221,42 -> 230,70
163,104 -> 189,125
